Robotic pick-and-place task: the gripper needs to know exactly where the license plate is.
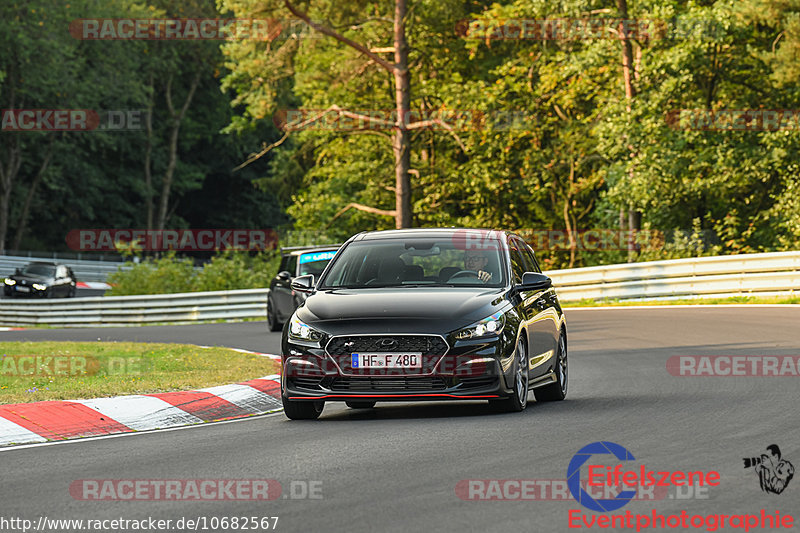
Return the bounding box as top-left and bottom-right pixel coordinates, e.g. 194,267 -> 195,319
352,352 -> 422,369
15,286 -> 30,293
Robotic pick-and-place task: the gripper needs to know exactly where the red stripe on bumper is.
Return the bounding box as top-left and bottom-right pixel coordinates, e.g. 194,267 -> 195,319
288,394 -> 499,400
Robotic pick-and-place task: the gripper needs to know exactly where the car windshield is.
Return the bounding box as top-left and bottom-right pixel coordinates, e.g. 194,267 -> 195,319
319,238 -> 505,289
298,250 -> 337,276
22,264 -> 55,277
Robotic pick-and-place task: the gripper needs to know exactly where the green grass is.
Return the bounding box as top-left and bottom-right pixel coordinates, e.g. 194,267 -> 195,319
0,341 -> 280,405
564,295 -> 800,307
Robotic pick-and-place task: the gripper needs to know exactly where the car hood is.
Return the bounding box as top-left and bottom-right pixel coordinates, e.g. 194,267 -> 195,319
9,274 -> 53,283
300,287 -> 506,324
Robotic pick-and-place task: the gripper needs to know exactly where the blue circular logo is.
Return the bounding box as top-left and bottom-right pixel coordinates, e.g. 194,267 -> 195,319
567,441 -> 637,512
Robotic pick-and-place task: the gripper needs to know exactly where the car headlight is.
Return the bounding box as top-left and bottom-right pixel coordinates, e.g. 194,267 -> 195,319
32,283 -> 47,291
455,311 -> 505,340
4,278 -> 15,285
288,315 -> 324,342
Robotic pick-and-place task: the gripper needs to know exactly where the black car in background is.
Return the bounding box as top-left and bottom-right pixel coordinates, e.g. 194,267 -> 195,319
267,245 -> 341,331
280,228 -> 567,419
3,262 -> 77,298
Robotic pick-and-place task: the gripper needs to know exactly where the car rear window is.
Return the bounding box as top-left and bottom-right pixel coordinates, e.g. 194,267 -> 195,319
299,250 -> 337,276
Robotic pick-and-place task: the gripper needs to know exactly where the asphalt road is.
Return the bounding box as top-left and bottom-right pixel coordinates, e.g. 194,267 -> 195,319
1,307 -> 799,533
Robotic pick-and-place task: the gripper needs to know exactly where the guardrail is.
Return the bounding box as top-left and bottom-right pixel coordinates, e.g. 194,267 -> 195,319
0,289 -> 268,327
0,252 -> 797,327
0,254 -> 129,282
546,251 -> 800,301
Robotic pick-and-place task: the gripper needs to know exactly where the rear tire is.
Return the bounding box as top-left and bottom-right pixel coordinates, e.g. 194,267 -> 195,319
346,401 -> 376,409
282,396 -> 324,420
534,329 -> 568,402
267,297 -> 282,332
489,337 -> 529,413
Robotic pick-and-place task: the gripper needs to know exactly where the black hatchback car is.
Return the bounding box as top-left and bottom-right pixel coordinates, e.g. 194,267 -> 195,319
280,228 -> 567,419
3,262 -> 77,298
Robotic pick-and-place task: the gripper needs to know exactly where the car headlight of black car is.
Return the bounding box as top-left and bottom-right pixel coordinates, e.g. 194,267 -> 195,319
454,311 -> 505,340
32,283 -> 47,291
288,315 -> 324,342
4,278 -> 15,285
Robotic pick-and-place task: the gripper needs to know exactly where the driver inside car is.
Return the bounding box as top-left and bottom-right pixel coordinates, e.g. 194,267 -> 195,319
464,251 -> 492,283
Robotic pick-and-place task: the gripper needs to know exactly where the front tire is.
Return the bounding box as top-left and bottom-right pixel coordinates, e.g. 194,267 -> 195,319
282,396 -> 324,420
267,296 -> 282,332
490,337 -> 529,413
534,329 -> 568,402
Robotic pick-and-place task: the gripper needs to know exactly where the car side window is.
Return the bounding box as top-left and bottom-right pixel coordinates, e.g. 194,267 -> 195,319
519,241 -> 542,273
507,240 -> 526,285
286,255 -> 298,276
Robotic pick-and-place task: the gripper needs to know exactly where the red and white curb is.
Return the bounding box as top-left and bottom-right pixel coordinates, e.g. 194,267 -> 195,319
75,281 -> 111,290
0,348 -> 284,447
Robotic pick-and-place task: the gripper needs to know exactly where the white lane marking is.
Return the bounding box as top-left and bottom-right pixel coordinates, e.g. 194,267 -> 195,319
564,304 -> 800,310
196,383 -> 282,413
0,410 -> 284,452
197,345 -> 281,360
68,395 -> 203,431
0,417 -> 48,446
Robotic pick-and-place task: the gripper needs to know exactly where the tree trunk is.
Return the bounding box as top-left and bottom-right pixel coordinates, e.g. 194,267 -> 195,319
565,158 -> 577,268
392,0 -> 412,228
12,141 -> 54,250
156,72 -> 200,230
0,137 -> 22,255
144,74 -> 155,231
617,0 -> 640,262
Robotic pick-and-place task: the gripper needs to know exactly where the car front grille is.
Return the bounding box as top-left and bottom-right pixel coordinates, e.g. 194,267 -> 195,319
325,335 -> 449,375
330,377 -> 448,392
326,335 -> 448,356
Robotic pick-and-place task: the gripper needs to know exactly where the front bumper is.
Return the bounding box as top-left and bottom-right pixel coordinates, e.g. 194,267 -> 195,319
282,333 -> 515,401
4,285 -> 48,297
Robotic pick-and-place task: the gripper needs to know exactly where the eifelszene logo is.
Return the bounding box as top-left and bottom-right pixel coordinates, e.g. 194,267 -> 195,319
743,445 -> 795,495
566,441 -> 721,512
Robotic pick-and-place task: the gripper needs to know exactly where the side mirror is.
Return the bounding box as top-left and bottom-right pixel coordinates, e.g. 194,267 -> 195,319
277,270 -> 292,281
519,272 -> 552,291
291,274 -> 315,293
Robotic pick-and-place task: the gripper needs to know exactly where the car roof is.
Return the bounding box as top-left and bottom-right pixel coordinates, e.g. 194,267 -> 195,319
352,228 -> 513,241
282,245 -> 341,257
26,261 -> 59,267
